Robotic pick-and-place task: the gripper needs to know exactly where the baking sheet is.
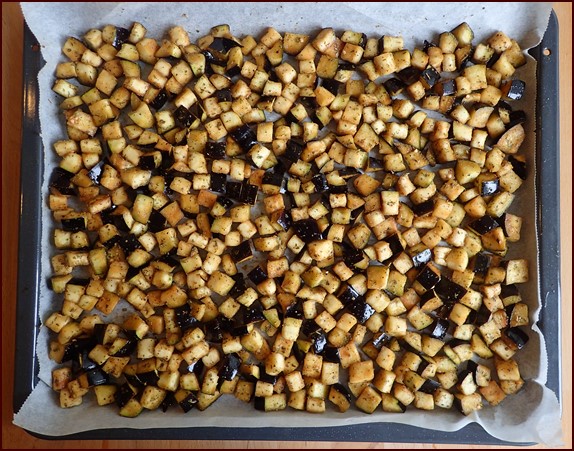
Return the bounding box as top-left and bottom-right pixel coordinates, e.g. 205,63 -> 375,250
14,2 -> 562,445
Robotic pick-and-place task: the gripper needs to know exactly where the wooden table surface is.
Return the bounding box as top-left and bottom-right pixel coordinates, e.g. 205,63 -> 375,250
2,2 -> 571,448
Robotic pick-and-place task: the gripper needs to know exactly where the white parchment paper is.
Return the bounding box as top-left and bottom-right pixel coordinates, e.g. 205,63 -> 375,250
16,2 -> 562,445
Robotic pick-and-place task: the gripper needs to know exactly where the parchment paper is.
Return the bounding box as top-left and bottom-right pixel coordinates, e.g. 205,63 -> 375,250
16,2 -> 562,445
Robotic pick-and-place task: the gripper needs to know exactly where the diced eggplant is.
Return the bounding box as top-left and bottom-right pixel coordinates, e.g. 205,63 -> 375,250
285,300 -> 304,319
505,327 -> 529,349
231,323 -> 251,337
331,382 -> 352,403
418,378 -> 441,394
219,353 -> 242,381
50,167 -> 76,195
229,273 -> 247,297
188,359 -> 205,376
412,199 -> 434,216
507,110 -> 527,129
137,370 -> 159,386
387,233 -> 405,258
61,217 -> 86,232
262,166 -> 286,187
209,36 -> 242,53
86,368 -> 111,386
149,89 -> 169,110
336,283 -> 362,305
209,174 -> 227,193
214,195 -> 233,211
225,182 -> 243,201
322,345 -> 341,363
423,40 -> 437,51
411,247 -> 432,268
244,307 -> 265,324
502,80 -> 525,100
116,382 -> 138,408
344,246 -> 366,268
230,124 -> 258,152
124,374 -> 146,390
205,142 -> 226,159
397,66 -> 421,85
248,266 -> 268,285
111,27 -> 130,49
371,331 -> 393,349
416,264 -> 441,290
479,178 -> 500,196
62,336 -> 97,363
174,303 -> 199,330
229,239 -> 253,263
240,182 -> 258,205
420,65 -> 441,89
312,173 -> 329,193
468,215 -> 500,235
283,140 -> 304,163
118,234 -> 142,253
293,219 -> 322,243
434,79 -> 456,96
161,391 -> 176,412
434,278 -> 467,303
383,78 -> 407,97
312,332 -> 328,354
321,78 -> 341,95
302,319 -> 322,338
216,88 -> 233,102
426,318 -> 450,340
205,317 -> 234,343
174,105 -> 196,128
508,155 -> 527,180
348,300 -> 375,324
202,49 -> 226,66
273,210 -> 292,231
87,160 -> 105,183
178,392 -> 198,413
328,184 -> 348,194
137,154 -> 156,171
470,252 -> 492,274
111,337 -> 137,357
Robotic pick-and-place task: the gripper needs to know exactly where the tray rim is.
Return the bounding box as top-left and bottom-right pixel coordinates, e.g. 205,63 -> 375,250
13,10 -> 561,444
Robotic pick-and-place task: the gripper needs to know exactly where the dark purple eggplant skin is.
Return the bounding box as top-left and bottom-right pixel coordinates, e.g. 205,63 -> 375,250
347,300 -> 375,324
434,278 -> 467,303
331,383 -> 352,403
383,77 -> 407,96
504,79 -> 526,100
412,199 -> 434,216
418,378 -> 441,394
293,219 -> 322,243
230,124 -> 257,152
479,179 -> 500,196
322,345 -> 341,363
336,283 -> 362,305
468,215 -> 500,235
371,331 -> 393,349
116,382 -> 138,407
178,392 -> 198,413
411,247 -> 432,268
416,264 -> 441,290
86,368 -> 111,386
420,65 -> 441,88
470,252 -> 492,274
61,216 -> 86,232
229,239 -> 253,263
506,327 -> 529,349
248,266 -> 268,285
50,167 -> 76,195
397,66 -> 421,85
426,318 -> 450,340
219,353 -> 242,381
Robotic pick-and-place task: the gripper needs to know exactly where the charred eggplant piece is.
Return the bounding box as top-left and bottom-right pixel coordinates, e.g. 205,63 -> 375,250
470,252 -> 492,274
322,345 -> 341,363
50,167 -> 76,195
418,378 -> 441,394
230,239 -> 253,263
174,303 -> 199,330
411,199 -> 434,216
137,370 -> 160,386
210,173 -> 227,193
434,278 -> 467,303
205,141 -> 226,159
397,66 -> 421,85
336,283 -> 362,305
149,89 -> 169,110
116,382 -> 138,408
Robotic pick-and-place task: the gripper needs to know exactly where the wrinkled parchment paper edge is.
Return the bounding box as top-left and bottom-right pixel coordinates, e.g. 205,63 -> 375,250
15,2 -> 563,445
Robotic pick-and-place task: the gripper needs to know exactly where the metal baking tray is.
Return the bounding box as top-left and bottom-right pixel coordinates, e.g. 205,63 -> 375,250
14,10 -> 561,445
